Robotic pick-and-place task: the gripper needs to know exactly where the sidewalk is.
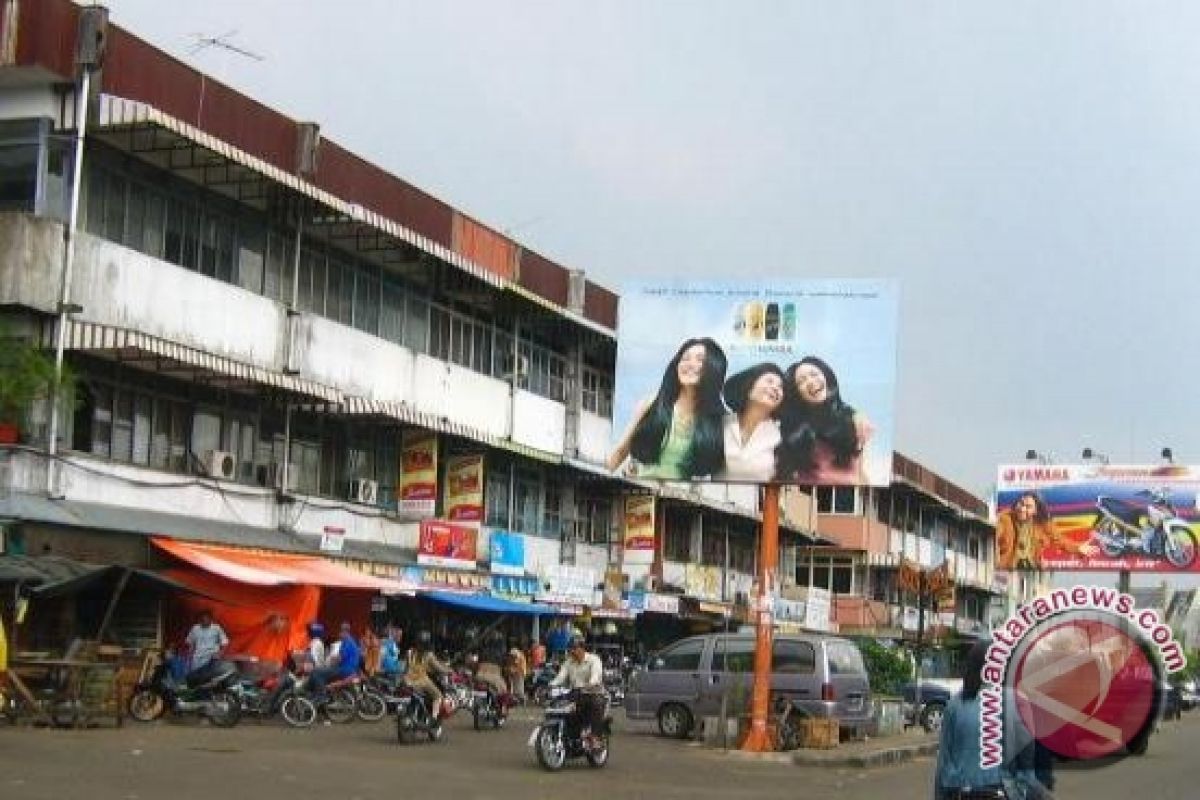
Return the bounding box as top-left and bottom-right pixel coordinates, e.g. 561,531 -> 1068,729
719,728 -> 939,769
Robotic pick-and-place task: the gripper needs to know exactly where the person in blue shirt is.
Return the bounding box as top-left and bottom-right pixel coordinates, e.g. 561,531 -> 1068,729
379,626 -> 405,680
933,641 -> 1039,800
334,622 -> 362,679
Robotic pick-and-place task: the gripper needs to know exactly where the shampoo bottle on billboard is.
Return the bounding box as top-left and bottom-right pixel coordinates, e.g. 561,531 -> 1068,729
781,303 -> 796,340
765,302 -> 780,340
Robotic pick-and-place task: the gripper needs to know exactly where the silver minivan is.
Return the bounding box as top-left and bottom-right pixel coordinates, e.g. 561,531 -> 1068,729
626,632 -> 873,739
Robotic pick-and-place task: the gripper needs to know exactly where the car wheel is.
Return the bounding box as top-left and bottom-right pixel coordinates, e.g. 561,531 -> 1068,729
921,701 -> 946,733
657,703 -> 693,739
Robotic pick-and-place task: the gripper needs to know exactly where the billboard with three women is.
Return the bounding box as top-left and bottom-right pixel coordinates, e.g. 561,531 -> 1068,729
995,463 -> 1200,572
608,280 -> 898,486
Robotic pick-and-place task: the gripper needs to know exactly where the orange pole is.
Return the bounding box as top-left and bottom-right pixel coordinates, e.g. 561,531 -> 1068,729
741,482 -> 780,752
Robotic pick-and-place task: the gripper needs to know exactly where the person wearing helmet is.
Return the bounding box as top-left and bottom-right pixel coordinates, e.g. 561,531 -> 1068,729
551,636 -> 606,748
405,630 -> 451,717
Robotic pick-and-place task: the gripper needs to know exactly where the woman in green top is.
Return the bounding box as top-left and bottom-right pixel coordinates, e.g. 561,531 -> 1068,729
608,337 -> 728,480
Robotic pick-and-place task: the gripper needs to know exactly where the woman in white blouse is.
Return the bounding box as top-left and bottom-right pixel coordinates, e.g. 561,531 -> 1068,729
717,363 -> 785,482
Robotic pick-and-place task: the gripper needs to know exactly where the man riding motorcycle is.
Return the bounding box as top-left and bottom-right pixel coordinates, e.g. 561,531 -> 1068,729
550,635 -> 606,748
472,631 -> 510,698
405,630 -> 451,716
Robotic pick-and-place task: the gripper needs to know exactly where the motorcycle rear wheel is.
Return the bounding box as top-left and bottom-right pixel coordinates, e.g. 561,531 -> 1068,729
280,694 -> 317,728
535,726 -> 566,771
128,689 -> 166,722
324,688 -> 357,724
207,690 -> 242,728
428,720 -> 444,742
472,706 -> 484,731
1164,528 -> 1198,569
356,690 -> 387,722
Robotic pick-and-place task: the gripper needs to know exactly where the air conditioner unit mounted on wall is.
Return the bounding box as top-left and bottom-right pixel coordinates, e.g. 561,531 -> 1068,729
203,450 -> 237,481
350,478 -> 379,505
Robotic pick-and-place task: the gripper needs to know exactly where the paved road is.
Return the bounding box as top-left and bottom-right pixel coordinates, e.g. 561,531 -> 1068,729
1,706 -> 1197,800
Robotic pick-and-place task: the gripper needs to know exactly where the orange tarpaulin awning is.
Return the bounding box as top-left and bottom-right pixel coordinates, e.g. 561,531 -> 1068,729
152,537 -> 411,593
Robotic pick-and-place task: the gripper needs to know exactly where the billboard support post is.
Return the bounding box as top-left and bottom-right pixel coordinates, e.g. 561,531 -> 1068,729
741,483 -> 779,752
1118,570 -> 1131,595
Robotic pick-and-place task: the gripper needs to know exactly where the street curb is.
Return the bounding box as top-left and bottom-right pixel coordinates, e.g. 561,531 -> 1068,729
791,740 -> 939,768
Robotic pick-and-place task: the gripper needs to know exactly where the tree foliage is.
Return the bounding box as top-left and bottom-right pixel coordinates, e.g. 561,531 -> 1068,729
858,638 -> 912,696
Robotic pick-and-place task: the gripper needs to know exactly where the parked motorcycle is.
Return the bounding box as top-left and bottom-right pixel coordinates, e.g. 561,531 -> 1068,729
471,680 -> 514,730
236,666 -> 317,728
293,674 -> 359,724
394,684 -> 452,745
128,652 -> 242,727
1092,489 -> 1198,568
528,688 -> 612,771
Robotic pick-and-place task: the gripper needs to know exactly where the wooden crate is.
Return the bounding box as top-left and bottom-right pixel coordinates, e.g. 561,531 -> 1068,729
798,717 -> 840,749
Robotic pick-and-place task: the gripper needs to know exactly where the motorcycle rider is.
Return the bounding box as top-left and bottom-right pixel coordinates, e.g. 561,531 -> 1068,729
473,630 -> 509,699
405,630 -> 451,718
550,635 -> 606,749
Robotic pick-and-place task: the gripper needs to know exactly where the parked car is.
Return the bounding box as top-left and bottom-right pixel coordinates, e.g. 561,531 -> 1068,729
900,680 -> 960,732
626,632 -> 872,740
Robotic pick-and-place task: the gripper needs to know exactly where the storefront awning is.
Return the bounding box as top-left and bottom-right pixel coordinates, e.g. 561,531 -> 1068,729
45,320 -> 343,403
152,537 -> 411,593
422,590 -> 555,616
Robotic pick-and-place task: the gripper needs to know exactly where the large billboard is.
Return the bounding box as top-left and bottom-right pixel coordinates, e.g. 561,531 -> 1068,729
995,464 -> 1200,572
609,280 -> 898,486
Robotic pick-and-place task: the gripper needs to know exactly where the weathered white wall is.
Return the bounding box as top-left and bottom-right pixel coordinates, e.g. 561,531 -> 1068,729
291,314 -> 415,403
1,447 -> 419,549
511,390 -> 565,454
576,410 -> 611,465
0,216 -> 286,369
412,355 -> 511,438
696,481 -> 759,514
290,503 -> 418,550
573,543 -> 609,575
0,87 -> 59,121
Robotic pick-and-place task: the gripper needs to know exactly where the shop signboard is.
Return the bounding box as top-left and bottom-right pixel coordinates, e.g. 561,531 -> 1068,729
623,495 -> 656,565
609,280 -> 898,486
398,431 -> 438,516
489,531 -> 525,576
602,568 -> 625,610
996,463 -> 1200,572
417,520 -> 479,570
804,587 -> 832,632
444,454 -> 485,523
684,563 -> 722,602
537,564 -> 597,606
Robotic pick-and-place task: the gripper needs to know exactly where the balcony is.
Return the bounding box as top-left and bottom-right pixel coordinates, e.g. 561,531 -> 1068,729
834,596 -> 890,630
0,446 -> 421,552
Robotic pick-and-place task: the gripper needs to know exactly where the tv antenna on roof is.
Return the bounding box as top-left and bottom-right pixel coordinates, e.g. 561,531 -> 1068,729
188,30 -> 264,62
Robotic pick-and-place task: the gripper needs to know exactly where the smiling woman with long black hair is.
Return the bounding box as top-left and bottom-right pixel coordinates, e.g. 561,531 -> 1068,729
775,356 -> 873,485
607,337 -> 728,480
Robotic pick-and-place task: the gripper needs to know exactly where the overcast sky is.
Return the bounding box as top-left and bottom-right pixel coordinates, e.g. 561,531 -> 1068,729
100,1 -> 1200,587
